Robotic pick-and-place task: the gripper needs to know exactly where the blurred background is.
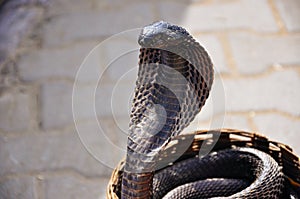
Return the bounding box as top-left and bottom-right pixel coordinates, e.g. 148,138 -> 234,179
0,0 -> 299,198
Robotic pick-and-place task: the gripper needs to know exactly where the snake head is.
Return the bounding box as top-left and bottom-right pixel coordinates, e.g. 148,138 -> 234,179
138,21 -> 189,48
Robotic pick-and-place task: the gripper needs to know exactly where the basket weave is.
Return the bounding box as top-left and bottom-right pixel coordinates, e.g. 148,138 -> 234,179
106,129 -> 300,198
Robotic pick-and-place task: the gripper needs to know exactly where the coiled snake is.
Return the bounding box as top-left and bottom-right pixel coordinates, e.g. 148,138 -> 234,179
107,21 -> 300,198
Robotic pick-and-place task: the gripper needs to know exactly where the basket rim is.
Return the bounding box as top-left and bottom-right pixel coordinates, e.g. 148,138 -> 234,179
107,128 -> 300,198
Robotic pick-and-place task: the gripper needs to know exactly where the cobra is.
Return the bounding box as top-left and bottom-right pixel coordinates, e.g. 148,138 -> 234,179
115,21 -> 297,198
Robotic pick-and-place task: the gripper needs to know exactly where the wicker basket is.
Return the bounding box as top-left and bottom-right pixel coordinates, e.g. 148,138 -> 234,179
107,129 -> 300,198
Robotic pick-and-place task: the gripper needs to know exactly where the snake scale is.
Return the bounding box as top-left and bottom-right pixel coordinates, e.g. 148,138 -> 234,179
116,21 -> 297,198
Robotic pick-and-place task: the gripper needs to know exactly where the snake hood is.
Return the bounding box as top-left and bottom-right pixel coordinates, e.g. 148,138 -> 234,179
124,21 -> 214,173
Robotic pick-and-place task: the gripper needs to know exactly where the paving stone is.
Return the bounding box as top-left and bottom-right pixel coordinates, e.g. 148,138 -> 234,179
0,0 -> 48,8
106,117 -> 129,152
44,175 -> 109,199
184,112 -> 251,134
42,3 -> 154,47
18,41 -> 98,82
44,79 -> 134,129
103,38 -> 139,82
41,81 -> 74,129
104,50 -> 139,83
95,81 -> 135,118
63,33 -> 139,84
0,86 -> 35,132
159,0 -> 278,32
223,70 -> 300,116
253,113 -> 300,155
41,81 -> 98,129
274,0 -> 300,32
0,6 -> 43,65
95,0 -> 132,8
47,0 -> 131,16
0,176 -> 36,199
0,130 -> 112,177
229,33 -> 300,74
195,35 -> 229,73
75,120 -> 127,170
46,0 -> 95,16
219,114 -> 251,131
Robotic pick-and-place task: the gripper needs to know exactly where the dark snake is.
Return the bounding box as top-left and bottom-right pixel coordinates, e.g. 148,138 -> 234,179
119,21 -> 296,199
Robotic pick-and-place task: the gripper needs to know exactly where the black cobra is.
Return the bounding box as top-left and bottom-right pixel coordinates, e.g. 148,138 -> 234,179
119,21 -> 291,199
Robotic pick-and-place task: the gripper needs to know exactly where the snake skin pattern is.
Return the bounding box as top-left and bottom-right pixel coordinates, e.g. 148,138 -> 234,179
155,148 -> 283,199
120,21 -> 288,198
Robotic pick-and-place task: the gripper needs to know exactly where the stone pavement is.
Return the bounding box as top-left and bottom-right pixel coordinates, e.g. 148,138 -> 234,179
0,0 -> 299,198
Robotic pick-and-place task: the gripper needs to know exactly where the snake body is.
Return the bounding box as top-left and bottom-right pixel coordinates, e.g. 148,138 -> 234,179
154,147 -> 283,199
121,21 -> 286,198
